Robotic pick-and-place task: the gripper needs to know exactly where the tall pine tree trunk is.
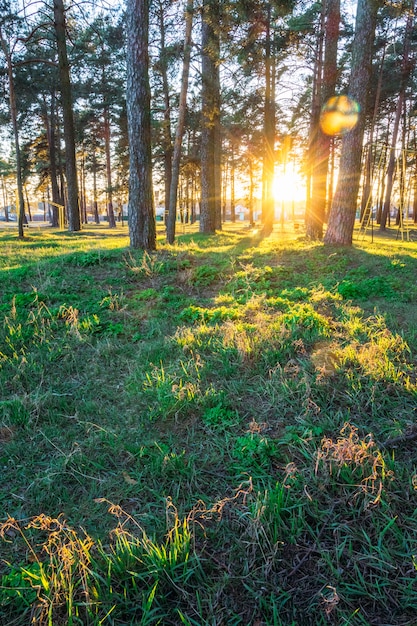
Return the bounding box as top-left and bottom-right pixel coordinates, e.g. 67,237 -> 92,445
0,29 -> 26,238
360,44 -> 385,223
230,143 -> 236,223
200,0 -> 220,234
126,0 -> 156,250
307,0 -> 340,240
261,3 -> 275,236
324,0 -> 379,245
104,104 -> 116,228
166,0 -> 194,244
380,4 -> 415,231
53,0 -> 81,232
305,1 -> 325,238
413,128 -> 417,223
43,93 -> 62,227
157,0 -> 173,214
92,141 -> 100,224
214,56 -> 222,230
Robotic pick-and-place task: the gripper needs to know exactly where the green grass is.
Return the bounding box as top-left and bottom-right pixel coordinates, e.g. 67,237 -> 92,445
1,223 -> 417,625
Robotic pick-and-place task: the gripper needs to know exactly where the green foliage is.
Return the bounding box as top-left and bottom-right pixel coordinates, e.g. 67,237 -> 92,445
189,264 -> 221,286
0,398 -> 30,427
338,275 -> 395,299
0,563 -> 40,612
179,303 -> 242,323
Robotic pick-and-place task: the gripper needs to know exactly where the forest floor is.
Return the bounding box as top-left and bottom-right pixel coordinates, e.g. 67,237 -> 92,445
0,222 -> 416,625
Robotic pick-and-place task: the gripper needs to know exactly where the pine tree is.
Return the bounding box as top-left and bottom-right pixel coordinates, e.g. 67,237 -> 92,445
324,0 -> 380,245
53,0 -> 81,232
200,0 -> 221,234
126,0 -> 156,250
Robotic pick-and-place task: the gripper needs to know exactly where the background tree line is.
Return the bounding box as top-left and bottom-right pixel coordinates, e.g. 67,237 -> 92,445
0,0 -> 416,248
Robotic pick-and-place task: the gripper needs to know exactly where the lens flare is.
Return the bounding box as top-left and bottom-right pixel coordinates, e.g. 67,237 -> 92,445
320,95 -> 360,136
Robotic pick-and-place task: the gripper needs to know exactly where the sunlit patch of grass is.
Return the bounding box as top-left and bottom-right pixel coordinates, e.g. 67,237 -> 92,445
340,333 -> 412,383
179,303 -> 242,324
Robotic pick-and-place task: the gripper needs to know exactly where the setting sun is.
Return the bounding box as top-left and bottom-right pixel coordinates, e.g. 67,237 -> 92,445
273,169 -> 306,203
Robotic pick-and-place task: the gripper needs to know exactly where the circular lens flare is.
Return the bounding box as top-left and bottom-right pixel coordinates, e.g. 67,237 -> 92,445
320,95 -> 360,136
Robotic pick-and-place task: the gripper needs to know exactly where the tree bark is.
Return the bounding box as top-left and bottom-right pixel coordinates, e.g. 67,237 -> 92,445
261,3 -> 275,236
166,0 -> 194,244
380,4 -> 415,231
306,0 -> 340,240
200,0 -> 220,234
157,0 -> 173,215
92,140 -> 100,224
0,29 -> 26,238
230,143 -> 236,222
324,0 -> 379,245
126,0 -> 156,250
104,104 -> 116,228
53,0 -> 81,232
214,54 -> 222,230
42,93 -> 62,227
360,44 -> 385,224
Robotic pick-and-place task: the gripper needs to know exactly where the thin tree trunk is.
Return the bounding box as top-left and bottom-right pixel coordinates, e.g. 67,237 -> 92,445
25,186 -> 32,221
230,143 -> 236,222
414,130 -> 417,223
92,142 -> 100,224
380,5 -> 415,230
1,177 -> 8,221
214,55 -> 222,231
82,150 -> 88,223
222,159 -> 228,223
305,0 -> 325,238
166,0 -> 194,244
248,159 -> 254,226
261,3 -> 275,236
200,0 -> 219,234
0,29 -> 25,238
104,104 -> 116,227
157,0 -> 173,212
360,44 -> 386,223
414,165 -> 417,223
307,0 -> 340,239
43,93 -> 62,227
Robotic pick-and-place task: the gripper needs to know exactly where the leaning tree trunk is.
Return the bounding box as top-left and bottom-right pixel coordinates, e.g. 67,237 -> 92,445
53,0 -> 81,232
166,0 -> 194,244
324,0 -> 379,245
126,0 -> 156,250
